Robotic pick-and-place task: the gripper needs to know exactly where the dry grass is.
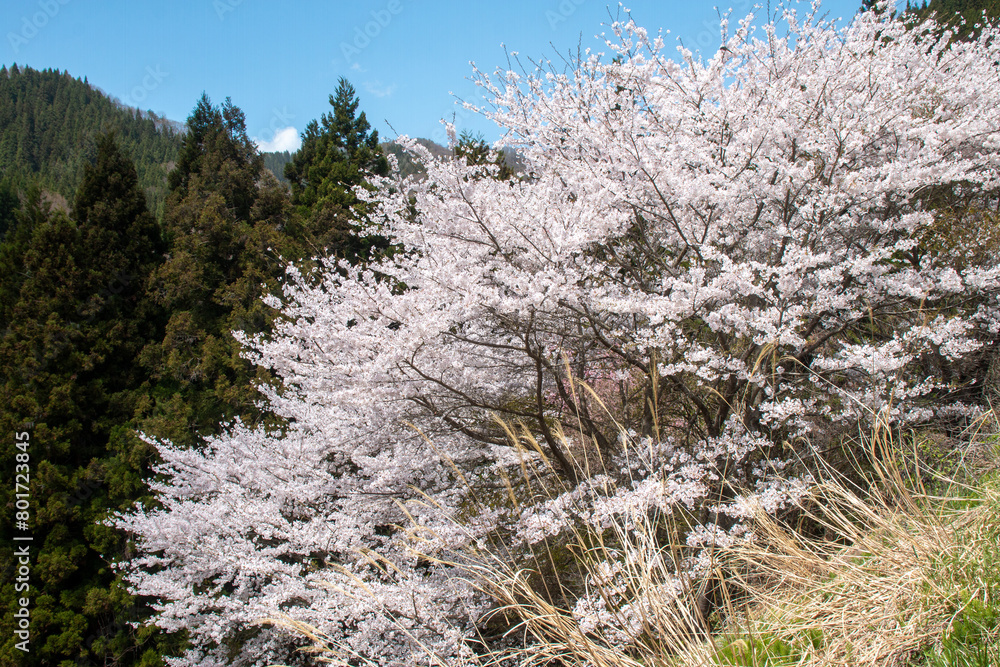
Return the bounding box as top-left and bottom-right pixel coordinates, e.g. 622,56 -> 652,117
459,508 -> 718,667
702,412 -> 1000,667
455,408 -> 1000,667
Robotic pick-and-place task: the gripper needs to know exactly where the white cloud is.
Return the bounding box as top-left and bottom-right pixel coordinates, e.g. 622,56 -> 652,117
364,80 -> 396,98
253,126 -> 302,153
351,62 -> 367,73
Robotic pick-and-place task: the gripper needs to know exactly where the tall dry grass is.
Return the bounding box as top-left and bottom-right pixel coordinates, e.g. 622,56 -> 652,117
702,409 -> 1000,667
428,407 -> 1000,667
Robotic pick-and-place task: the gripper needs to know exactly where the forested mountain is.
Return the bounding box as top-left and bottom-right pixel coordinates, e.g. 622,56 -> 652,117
381,136 -> 451,178
0,65 -> 182,219
261,149 -> 292,185
0,63 -> 458,216
907,0 -> 999,19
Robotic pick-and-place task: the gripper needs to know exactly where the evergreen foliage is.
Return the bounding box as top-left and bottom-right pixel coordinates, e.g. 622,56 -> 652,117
0,65 -> 182,220
140,94 -> 295,448
454,130 -> 516,181
0,135 -> 168,667
0,177 -> 20,241
285,78 -> 389,209
261,150 -> 292,185
284,78 -> 390,260
905,0 -> 1000,38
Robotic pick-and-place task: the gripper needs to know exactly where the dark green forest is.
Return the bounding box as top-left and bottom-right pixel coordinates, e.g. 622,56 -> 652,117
903,0 -> 999,37
0,66 -> 324,224
0,65 -> 182,222
0,0 -> 995,665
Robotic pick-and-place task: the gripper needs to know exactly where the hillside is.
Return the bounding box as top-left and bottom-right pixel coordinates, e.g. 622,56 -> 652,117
381,137 -> 451,178
0,64 -> 182,218
262,149 -> 293,184
906,0 -> 1000,36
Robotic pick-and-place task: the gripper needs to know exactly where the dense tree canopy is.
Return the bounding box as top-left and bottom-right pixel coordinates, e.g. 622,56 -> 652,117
0,72 -> 400,667
284,78 -> 391,260
906,0 -> 1000,38
0,135 -> 167,667
285,78 -> 389,210
140,94 -> 294,448
0,65 -> 182,219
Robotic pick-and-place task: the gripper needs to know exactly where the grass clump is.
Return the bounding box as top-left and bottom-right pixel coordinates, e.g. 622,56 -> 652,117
711,628 -> 824,666
702,415 -> 1000,667
923,598 -> 1000,667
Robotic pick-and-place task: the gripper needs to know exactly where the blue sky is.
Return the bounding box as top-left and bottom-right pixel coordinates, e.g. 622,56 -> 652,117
3,0 -> 889,151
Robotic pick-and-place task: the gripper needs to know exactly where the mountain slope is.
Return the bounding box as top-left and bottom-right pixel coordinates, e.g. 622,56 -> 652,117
0,64 -> 182,218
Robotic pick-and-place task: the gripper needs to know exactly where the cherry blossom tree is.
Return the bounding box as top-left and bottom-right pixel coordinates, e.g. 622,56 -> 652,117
115,4 -> 1000,666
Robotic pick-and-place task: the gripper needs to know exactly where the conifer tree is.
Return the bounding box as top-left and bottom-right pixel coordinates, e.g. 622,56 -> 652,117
0,135 -> 166,667
284,78 -> 389,259
141,95 -> 293,447
0,181 -> 32,330
0,177 -> 19,240
454,130 -> 516,182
